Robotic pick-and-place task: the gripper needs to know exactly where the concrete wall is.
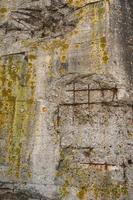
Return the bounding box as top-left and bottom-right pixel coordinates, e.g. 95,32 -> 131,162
0,0 -> 132,199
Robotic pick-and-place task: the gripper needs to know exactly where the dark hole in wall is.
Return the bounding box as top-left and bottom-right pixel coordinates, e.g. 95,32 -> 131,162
128,159 -> 132,165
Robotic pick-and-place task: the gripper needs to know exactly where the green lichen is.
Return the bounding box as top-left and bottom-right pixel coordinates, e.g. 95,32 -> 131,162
0,157 -> 5,164
100,36 -> 109,64
59,179 -> 70,200
90,1 -> 109,69
98,7 -> 105,18
56,148 -> 128,200
0,7 -> 8,14
77,186 -> 87,200
29,54 -> 37,60
42,38 -> 70,77
104,0 -> 110,3
0,54 -> 36,178
93,179 -> 128,200
67,0 -> 84,7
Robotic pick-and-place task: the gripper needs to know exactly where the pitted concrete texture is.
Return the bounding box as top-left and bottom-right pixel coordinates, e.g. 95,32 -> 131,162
0,0 -> 133,200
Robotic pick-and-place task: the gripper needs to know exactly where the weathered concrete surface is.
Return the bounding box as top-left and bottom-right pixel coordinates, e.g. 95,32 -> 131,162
0,0 -> 132,199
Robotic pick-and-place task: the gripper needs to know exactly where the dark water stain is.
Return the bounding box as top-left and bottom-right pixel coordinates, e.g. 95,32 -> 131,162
118,0 -> 133,84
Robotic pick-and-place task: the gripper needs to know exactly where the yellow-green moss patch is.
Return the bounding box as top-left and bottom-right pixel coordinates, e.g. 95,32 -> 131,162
0,54 -> 36,178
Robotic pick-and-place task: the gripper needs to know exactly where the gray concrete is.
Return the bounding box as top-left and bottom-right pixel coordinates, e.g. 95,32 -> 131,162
0,0 -> 132,199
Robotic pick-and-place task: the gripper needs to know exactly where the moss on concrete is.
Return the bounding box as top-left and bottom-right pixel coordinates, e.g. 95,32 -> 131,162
0,54 -> 36,178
